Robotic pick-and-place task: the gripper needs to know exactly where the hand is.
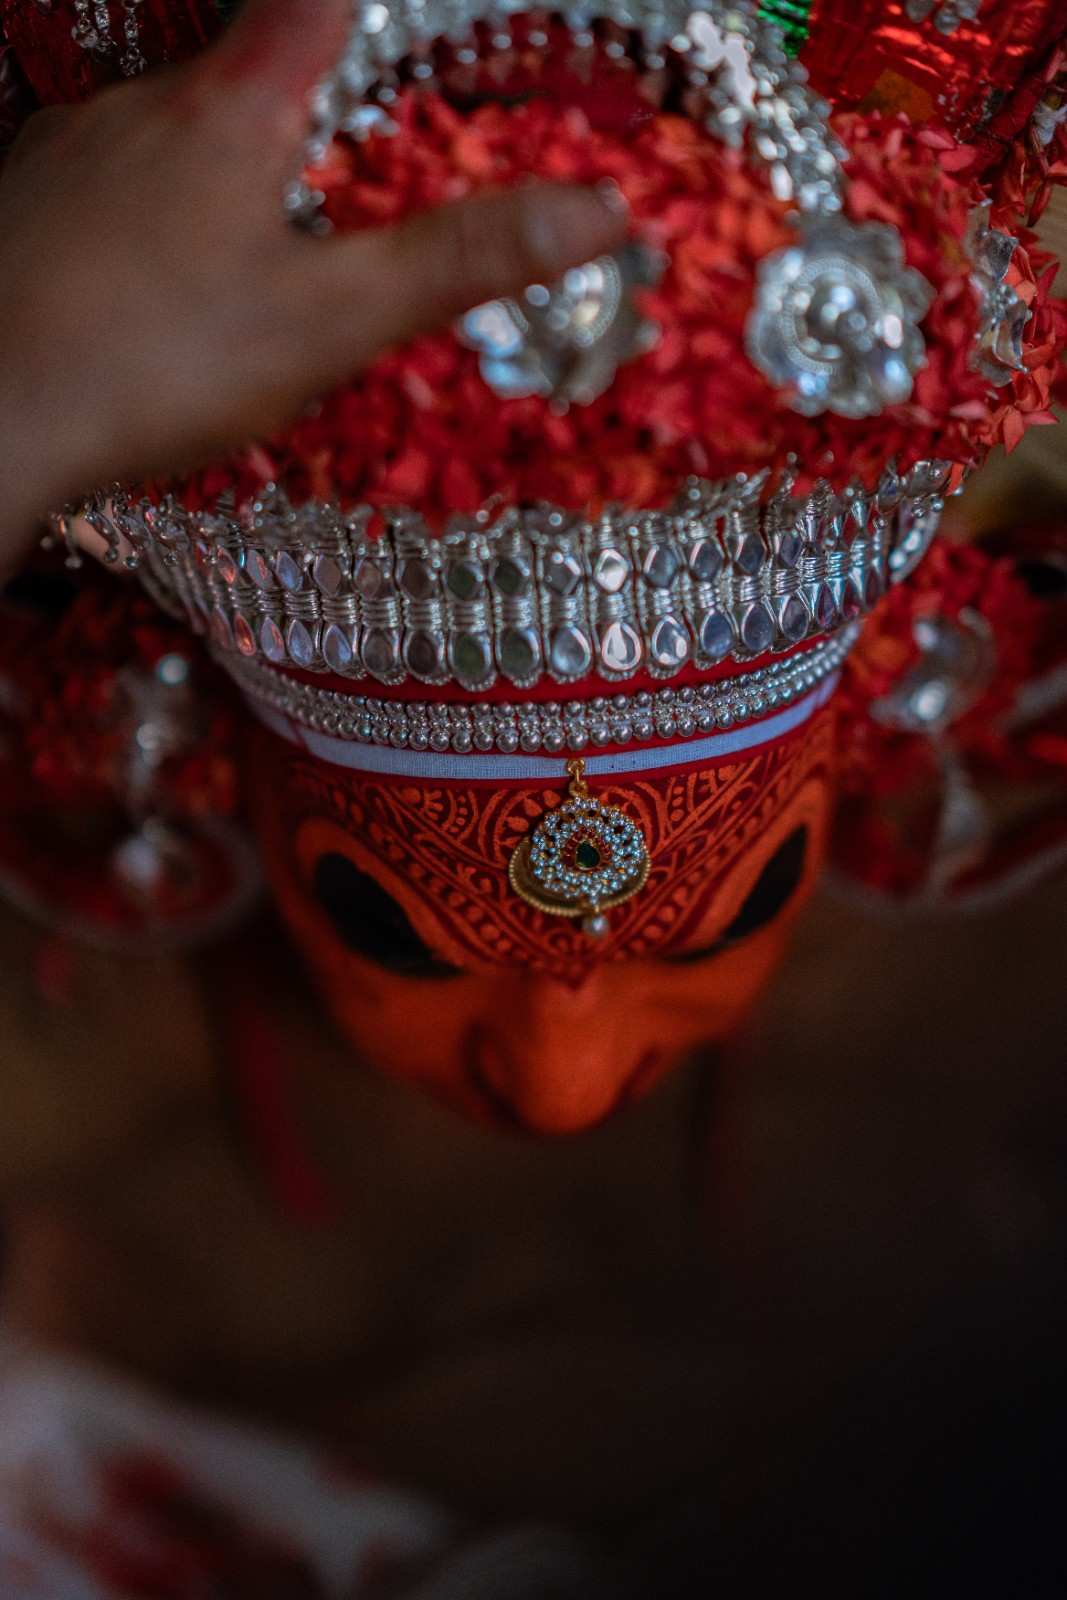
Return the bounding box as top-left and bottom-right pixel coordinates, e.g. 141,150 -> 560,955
0,0 -> 626,569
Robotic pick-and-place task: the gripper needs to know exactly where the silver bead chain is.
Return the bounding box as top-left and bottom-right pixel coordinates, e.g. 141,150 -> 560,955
120,0 -> 147,76
71,0 -> 145,75
223,622 -> 860,758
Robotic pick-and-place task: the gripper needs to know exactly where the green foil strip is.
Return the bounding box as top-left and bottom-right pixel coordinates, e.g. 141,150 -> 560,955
758,0 -> 814,55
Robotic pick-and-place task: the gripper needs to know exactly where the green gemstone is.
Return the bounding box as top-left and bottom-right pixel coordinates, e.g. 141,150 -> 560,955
575,839 -> 601,872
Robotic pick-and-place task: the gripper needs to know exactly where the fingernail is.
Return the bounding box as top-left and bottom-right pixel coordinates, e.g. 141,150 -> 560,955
525,186 -> 630,276
596,178 -> 630,216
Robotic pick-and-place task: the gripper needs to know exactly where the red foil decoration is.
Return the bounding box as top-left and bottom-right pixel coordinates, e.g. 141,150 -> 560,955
173,100 -> 1064,528
803,0 -> 1066,151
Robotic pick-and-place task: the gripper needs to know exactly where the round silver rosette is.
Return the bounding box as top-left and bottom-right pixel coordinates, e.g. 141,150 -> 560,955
459,240 -> 666,410
746,218 -> 934,419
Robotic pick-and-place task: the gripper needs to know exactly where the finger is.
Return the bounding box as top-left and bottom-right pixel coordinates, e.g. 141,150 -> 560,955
205,0 -> 352,120
320,184 -> 631,362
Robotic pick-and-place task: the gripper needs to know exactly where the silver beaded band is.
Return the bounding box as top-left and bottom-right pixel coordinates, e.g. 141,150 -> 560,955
223,621 -> 858,757
115,463 -> 943,692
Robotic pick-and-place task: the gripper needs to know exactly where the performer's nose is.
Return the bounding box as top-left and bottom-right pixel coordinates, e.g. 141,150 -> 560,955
472,969 -> 651,1134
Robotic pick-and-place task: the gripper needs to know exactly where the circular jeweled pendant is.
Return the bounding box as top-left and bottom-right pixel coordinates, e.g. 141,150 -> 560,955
509,760 -> 651,937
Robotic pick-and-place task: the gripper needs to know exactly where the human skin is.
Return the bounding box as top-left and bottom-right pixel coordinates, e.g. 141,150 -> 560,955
0,0 -> 626,575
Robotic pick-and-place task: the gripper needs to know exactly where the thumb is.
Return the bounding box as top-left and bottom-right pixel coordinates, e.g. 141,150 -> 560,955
204,0 -> 351,115
320,184 -> 632,366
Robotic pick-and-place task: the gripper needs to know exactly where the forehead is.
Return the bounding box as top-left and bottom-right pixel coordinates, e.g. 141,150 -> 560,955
251,709 -> 837,975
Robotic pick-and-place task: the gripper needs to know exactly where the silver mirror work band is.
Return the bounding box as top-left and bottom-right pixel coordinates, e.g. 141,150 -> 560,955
108,462 -> 945,692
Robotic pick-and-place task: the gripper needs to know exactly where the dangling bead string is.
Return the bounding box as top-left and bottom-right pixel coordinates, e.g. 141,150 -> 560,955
81,500 -> 120,567
71,0 -> 146,75
119,0 -> 146,76
71,0 -> 114,60
40,492 -> 148,573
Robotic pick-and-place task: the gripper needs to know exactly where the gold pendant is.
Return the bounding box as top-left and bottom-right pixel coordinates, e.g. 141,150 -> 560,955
509,759 -> 651,938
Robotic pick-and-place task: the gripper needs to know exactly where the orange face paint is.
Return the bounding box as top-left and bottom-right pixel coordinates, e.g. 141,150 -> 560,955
247,707 -> 837,1135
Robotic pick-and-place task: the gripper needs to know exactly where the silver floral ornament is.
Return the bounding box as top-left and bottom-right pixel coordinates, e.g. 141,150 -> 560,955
746,217 -> 934,419
458,240 -> 666,409
966,202 -> 1031,389
872,611 -> 994,737
869,609 -> 995,902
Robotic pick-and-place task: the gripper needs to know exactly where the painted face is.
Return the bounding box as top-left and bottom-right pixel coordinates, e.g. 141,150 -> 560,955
247,707 -> 837,1135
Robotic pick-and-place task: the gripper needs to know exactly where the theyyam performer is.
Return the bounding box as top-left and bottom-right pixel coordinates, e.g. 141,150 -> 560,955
0,0 -> 1064,1593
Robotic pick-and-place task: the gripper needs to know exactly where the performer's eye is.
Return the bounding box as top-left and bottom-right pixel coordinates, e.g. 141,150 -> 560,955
312,853 -> 462,979
666,827 -> 809,965
1017,556 -> 1067,599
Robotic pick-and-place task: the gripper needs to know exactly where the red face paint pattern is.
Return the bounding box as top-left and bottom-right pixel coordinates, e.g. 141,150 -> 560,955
247,708 -> 838,1133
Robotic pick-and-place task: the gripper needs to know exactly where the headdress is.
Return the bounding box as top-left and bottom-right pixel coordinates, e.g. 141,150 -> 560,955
47,0 -> 1058,952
